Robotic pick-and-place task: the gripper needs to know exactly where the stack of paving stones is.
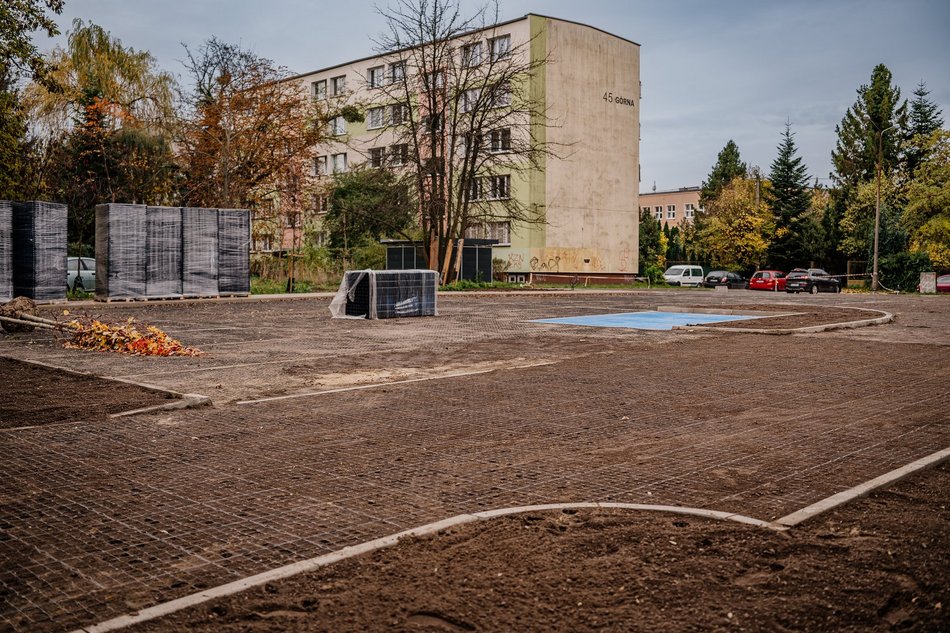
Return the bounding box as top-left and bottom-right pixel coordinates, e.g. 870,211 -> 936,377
95,203 -> 147,299
95,204 -> 250,300
342,269 -> 438,319
217,208 -> 251,296
145,206 -> 183,298
10,201 -> 67,302
0,200 -> 11,301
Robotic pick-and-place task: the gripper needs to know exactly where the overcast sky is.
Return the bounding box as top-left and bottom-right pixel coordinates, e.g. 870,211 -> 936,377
42,0 -> 950,192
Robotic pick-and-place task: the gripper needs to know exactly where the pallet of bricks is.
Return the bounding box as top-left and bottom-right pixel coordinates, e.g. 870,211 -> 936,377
0,200 -> 68,304
95,204 -> 250,301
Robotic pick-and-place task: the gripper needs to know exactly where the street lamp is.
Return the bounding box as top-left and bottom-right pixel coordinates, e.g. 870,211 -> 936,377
872,123 -> 897,292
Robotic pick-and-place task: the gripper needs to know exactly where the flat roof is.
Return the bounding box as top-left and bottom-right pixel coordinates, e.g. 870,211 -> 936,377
288,13 -> 640,82
639,187 -> 701,196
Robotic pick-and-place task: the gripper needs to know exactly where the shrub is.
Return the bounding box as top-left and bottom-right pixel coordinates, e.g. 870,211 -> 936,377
879,251 -> 932,292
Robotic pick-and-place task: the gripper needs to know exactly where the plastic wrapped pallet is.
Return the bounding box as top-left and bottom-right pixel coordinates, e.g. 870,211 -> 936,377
0,200 -> 11,302
217,208 -> 250,295
145,206 -> 182,297
11,201 -> 67,301
181,207 -> 218,296
95,203 -> 146,299
329,269 -> 438,319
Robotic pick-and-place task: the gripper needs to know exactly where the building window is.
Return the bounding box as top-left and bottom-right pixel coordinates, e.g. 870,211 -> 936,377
425,70 -> 445,89
331,153 -> 347,173
462,132 -> 482,157
423,113 -> 443,133
312,80 -> 327,99
641,206 -> 651,214
314,155 -> 327,176
491,83 -> 512,108
466,177 -> 484,201
390,143 -> 409,166
489,35 -> 510,62
461,41 -> 482,67
490,174 -> 510,199
654,206 -> 662,220
367,66 -> 384,88
330,75 -> 346,96
461,88 -> 480,113
685,203 -> 695,218
389,61 -> 406,83
369,147 -> 385,168
466,221 -> 510,245
331,116 -> 346,136
390,103 -> 409,125
313,194 -> 330,215
667,204 -> 676,219
490,128 -> 511,152
367,106 -> 385,129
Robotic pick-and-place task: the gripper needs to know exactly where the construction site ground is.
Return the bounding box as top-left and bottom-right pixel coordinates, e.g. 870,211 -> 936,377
1,288 -> 947,632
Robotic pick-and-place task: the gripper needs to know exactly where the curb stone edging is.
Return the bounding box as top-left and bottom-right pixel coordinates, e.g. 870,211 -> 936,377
70,503 -> 770,633
3,356 -> 213,416
672,308 -> 893,334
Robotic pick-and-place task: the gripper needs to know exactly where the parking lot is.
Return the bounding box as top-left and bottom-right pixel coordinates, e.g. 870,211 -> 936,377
1,289 -> 948,631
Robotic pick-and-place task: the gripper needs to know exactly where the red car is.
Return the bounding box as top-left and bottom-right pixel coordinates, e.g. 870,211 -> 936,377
938,274 -> 950,293
749,270 -> 786,291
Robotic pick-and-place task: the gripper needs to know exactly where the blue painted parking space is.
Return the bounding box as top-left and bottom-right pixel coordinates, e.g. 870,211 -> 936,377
531,311 -> 760,331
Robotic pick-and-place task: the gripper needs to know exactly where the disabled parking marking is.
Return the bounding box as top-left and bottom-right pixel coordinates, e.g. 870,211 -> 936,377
531,311 -> 762,331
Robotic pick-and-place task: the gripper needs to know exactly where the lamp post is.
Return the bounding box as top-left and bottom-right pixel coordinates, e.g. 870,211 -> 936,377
872,123 -> 896,292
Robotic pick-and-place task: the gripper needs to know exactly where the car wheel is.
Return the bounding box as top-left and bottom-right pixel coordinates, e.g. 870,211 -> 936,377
810,284 -> 819,295
835,284 -> 841,294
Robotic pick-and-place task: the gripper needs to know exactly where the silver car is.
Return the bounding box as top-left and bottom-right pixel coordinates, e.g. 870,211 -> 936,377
67,257 -> 96,292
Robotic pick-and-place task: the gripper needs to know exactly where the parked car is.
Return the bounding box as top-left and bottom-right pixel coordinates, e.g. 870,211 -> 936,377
937,274 -> 950,294
67,257 -> 96,292
663,265 -> 704,287
785,268 -> 840,294
702,270 -> 747,289
749,270 -> 786,291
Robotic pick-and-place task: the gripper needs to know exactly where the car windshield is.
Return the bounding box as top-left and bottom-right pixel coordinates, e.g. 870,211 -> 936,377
664,266 -> 685,275
788,271 -> 807,278
706,271 -> 726,278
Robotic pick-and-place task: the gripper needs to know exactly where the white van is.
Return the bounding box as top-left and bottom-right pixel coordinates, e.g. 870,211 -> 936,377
663,265 -> 704,287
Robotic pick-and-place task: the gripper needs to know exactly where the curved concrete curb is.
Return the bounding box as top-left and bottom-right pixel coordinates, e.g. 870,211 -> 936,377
6,357 -> 212,417
672,308 -> 892,335
773,446 -> 950,528
70,503 -> 769,633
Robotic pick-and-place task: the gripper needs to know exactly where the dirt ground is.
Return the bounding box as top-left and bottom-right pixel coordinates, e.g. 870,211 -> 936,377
132,463 -> 949,633
0,357 -> 174,428
1,290 -> 947,632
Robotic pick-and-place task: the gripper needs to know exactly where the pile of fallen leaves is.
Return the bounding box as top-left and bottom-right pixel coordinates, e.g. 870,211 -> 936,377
62,315 -> 203,357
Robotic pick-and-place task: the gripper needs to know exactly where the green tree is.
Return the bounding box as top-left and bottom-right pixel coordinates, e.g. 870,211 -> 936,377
637,208 -> 663,273
831,64 -> 907,190
322,167 -> 416,251
766,124 -> 812,271
0,0 -> 63,85
699,177 -> 772,271
904,81 -> 944,177
700,140 -> 747,207
903,130 -> 950,270
0,85 -> 29,199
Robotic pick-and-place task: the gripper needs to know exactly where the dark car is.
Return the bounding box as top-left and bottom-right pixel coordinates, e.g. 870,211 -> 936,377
702,270 -> 747,289
785,268 -> 841,294
938,274 -> 950,294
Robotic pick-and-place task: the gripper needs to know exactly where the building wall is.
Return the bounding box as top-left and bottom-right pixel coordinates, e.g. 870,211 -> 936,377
295,14 -> 640,276
638,187 -> 701,230
498,16 -> 640,275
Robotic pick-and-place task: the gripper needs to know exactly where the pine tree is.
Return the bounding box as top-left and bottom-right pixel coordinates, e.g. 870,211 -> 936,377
700,140 -> 747,207
766,123 -> 811,270
831,64 -> 907,190
905,81 -> 944,176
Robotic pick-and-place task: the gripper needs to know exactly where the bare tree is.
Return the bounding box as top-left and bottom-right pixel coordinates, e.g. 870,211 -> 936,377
372,0 -> 560,281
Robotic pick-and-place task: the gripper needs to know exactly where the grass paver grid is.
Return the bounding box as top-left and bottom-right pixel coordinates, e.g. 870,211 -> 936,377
2,295 -> 949,632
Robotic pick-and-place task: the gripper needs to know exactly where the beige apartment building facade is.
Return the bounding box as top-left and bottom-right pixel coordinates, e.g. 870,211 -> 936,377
295,14 -> 641,277
639,186 -> 702,230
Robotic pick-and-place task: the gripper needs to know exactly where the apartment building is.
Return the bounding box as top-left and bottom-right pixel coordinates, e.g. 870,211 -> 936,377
295,14 -> 640,277
639,186 -> 702,229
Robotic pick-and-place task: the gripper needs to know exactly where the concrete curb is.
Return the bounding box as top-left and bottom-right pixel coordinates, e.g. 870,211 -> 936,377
4,356 -> 213,416
772,446 -> 950,527
671,308 -> 893,334
70,503 -> 769,633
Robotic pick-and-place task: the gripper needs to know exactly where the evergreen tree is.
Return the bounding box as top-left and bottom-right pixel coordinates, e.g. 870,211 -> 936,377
831,64 -> 907,190
766,123 -> 811,270
700,140 -> 747,207
637,208 -> 663,273
905,81 -> 944,176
